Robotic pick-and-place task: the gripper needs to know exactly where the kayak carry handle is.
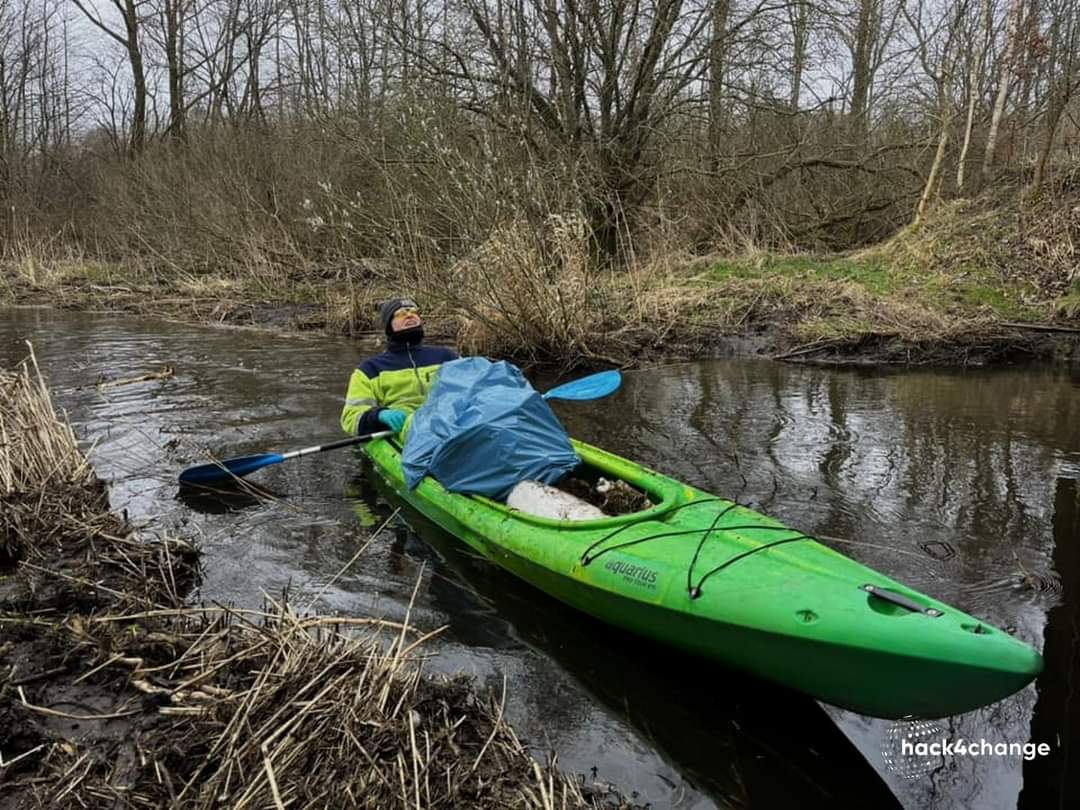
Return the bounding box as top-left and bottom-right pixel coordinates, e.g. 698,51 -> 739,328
861,584 -> 943,617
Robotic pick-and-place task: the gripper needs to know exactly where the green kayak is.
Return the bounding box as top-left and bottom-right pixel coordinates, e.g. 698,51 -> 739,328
365,436 -> 1043,719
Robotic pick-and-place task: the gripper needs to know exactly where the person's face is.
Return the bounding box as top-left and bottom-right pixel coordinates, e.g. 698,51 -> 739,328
391,306 -> 422,332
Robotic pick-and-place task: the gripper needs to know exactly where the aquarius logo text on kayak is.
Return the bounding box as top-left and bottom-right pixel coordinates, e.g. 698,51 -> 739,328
604,559 -> 658,589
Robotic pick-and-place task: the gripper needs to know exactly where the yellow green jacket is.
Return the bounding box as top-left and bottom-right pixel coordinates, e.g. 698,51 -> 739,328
341,343 -> 458,436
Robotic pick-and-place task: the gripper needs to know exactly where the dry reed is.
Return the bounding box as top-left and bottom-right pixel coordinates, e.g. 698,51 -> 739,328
15,598 -> 631,809
0,346 -> 636,809
440,214 -> 604,366
0,343 -> 197,604
0,342 -> 92,498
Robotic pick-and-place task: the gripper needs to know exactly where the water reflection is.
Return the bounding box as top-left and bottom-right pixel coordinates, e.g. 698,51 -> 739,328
3,308 -> 1078,809
361,470 -> 902,810
1019,477 -> 1080,809
553,360 -> 1074,809
177,481 -> 277,514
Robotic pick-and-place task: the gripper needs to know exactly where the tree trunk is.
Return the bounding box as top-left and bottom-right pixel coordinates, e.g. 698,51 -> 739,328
850,0 -> 878,130
917,119 -> 950,223
1028,7 -> 1080,192
957,0 -> 993,192
910,0 -> 964,223
71,0 -> 148,154
708,0 -> 731,169
981,0 -> 1024,183
122,0 -> 146,153
0,52 -> 7,196
789,0 -> 810,109
1029,96 -> 1064,192
164,0 -> 185,140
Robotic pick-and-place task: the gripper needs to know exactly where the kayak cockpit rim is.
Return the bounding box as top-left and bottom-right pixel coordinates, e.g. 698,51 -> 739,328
387,437 -> 688,528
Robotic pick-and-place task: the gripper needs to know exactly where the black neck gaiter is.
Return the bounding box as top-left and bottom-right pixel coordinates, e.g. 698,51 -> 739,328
387,325 -> 424,348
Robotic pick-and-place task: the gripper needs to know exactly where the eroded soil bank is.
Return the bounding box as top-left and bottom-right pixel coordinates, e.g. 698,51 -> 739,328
0,349 -> 635,809
4,190 -> 1080,369
6,269 -> 1078,369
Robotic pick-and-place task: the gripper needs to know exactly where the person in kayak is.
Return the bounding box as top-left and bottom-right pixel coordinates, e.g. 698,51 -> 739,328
340,297 -> 458,437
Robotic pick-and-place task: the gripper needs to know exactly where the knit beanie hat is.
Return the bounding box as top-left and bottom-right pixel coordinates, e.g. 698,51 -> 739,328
378,298 -> 420,337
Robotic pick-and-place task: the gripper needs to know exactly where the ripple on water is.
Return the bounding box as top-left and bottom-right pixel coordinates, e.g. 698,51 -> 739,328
4,311 -> 1079,810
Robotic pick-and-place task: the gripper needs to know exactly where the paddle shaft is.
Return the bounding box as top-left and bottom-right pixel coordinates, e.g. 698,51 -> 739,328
276,370 -> 616,461
279,430 -> 393,460
179,429 -> 394,485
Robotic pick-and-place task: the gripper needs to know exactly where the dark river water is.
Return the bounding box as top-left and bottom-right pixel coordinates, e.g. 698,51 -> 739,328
3,306 -> 1078,809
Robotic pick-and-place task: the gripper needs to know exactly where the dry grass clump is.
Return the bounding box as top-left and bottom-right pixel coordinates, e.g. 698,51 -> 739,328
0,344 -> 92,499
436,214 -> 610,366
13,600 -> 630,810
617,262 -> 722,327
604,249 -> 978,355
610,260 -> 1018,363
596,260 -> 747,354
1,344 -> 102,566
858,199 -> 1008,276
768,280 -> 1033,364
1006,197 -> 1080,299
787,281 -> 993,343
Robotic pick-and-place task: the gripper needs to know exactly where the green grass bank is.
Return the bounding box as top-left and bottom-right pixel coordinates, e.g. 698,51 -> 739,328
3,189 -> 1078,368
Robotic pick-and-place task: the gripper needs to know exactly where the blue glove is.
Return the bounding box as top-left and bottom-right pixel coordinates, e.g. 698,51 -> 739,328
377,409 -> 407,433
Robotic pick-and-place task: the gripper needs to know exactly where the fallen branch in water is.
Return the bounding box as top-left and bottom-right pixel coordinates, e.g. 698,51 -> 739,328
772,337 -> 849,361
1000,321 -> 1080,334
97,365 -> 175,389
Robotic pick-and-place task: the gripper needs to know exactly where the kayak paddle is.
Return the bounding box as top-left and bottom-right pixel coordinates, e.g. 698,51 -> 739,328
542,369 -> 622,401
178,430 -> 394,486
177,369 -> 621,487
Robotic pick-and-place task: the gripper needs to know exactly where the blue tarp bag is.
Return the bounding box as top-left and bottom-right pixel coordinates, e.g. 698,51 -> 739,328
401,357 -> 580,500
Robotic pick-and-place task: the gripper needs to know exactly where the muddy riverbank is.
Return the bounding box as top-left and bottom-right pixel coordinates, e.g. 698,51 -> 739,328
5,270 -> 1079,371
0,348 -> 636,809
6,188 -> 1080,371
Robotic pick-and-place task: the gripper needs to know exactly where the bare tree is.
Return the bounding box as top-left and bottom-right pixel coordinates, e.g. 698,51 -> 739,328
0,1 -> 39,192
73,0 -> 150,153
903,0 -> 968,223
981,0 -> 1023,181
709,0 -> 731,163
0,0 -> 75,204
849,0 -> 881,125
955,0 -> 994,192
185,0 -> 265,126
787,0 -> 813,109
413,0 -> 712,258
336,0 -> 382,115
1029,0 -> 1080,190
85,50 -> 132,156
827,0 -> 904,134
161,0 -> 191,138
237,0 -> 280,122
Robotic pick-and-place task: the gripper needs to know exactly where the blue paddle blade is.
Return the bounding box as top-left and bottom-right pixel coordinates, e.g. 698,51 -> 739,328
179,453 -> 284,486
543,370 -> 622,401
